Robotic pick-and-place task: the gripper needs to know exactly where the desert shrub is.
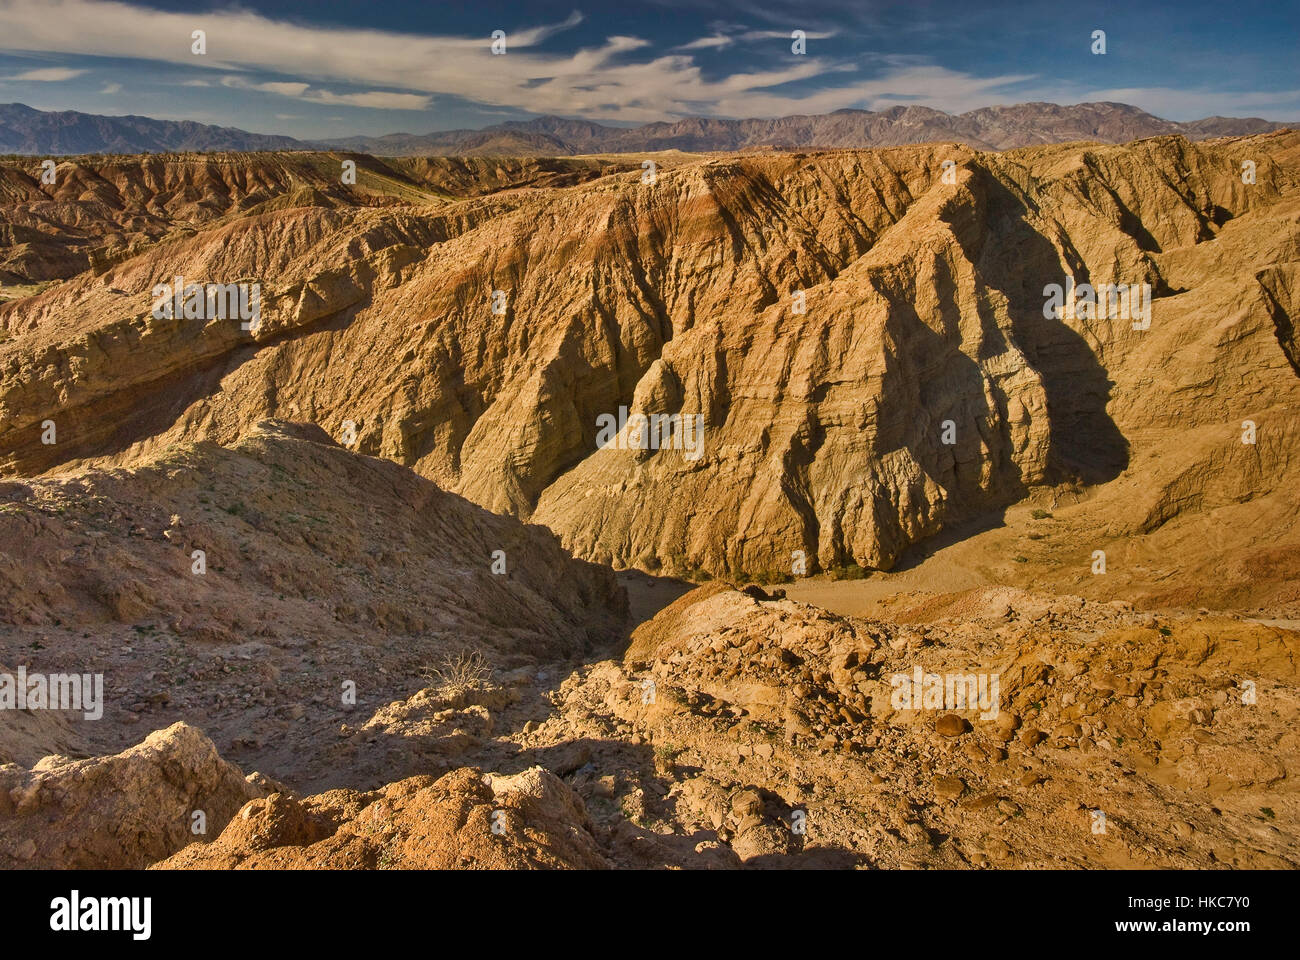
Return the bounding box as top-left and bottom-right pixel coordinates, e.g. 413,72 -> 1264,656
420,648 -> 491,699
829,562 -> 868,580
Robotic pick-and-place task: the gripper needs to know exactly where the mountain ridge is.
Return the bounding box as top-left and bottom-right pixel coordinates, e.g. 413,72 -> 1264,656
0,100 -> 1291,157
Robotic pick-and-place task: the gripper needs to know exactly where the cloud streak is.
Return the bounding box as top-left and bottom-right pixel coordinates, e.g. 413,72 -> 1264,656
0,66 -> 87,81
219,75 -> 431,110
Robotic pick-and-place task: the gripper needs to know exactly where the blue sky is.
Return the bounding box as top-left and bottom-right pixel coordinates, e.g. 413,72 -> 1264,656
0,0 -> 1295,138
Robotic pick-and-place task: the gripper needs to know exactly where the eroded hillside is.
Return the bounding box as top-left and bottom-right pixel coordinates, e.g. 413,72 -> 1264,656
1,133 -> 1298,594
0,421 -> 623,780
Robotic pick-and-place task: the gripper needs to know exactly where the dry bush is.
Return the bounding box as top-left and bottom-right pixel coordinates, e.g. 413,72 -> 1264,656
420,648 -> 492,700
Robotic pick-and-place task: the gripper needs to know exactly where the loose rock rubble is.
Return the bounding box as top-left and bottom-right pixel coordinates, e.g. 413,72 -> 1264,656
155,767 -> 608,870
530,587 -> 1298,868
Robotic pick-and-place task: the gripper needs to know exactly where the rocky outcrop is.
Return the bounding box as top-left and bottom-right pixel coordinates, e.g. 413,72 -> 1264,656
0,721 -> 267,869
153,766 -> 608,869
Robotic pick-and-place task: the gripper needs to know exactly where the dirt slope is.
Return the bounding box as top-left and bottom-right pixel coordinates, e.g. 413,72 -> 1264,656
0,419 -> 624,786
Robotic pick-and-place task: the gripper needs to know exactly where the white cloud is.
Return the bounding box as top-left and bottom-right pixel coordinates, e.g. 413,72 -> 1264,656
99,81 -> 121,94
221,76 -> 309,97
219,74 -> 431,110
674,28 -> 836,52
705,64 -> 1037,118
300,89 -> 431,109
676,35 -> 733,50
0,66 -> 87,81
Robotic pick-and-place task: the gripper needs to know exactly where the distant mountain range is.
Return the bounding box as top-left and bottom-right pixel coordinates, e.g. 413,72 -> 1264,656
0,102 -> 301,154
0,100 -> 1291,157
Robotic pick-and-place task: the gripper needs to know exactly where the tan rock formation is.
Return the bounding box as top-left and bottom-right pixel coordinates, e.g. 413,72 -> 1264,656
153,766 -> 608,869
545,585 -> 1300,868
0,721 -> 266,869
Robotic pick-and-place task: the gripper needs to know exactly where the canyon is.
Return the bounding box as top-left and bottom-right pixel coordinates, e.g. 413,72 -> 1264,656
0,129 -> 1297,869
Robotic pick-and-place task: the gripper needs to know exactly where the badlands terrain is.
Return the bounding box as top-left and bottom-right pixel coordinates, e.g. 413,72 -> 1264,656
0,130 -> 1298,869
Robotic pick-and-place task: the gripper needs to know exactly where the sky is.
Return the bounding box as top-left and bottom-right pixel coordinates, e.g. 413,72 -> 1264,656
0,0 -> 1296,139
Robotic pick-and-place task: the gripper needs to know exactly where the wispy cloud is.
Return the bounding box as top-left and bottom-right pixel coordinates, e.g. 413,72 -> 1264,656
0,0 -> 959,121
0,66 -> 87,81
219,74 -> 431,110
221,77 -> 309,98
709,63 -> 1038,117
674,28 -> 837,51
676,35 -> 733,51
